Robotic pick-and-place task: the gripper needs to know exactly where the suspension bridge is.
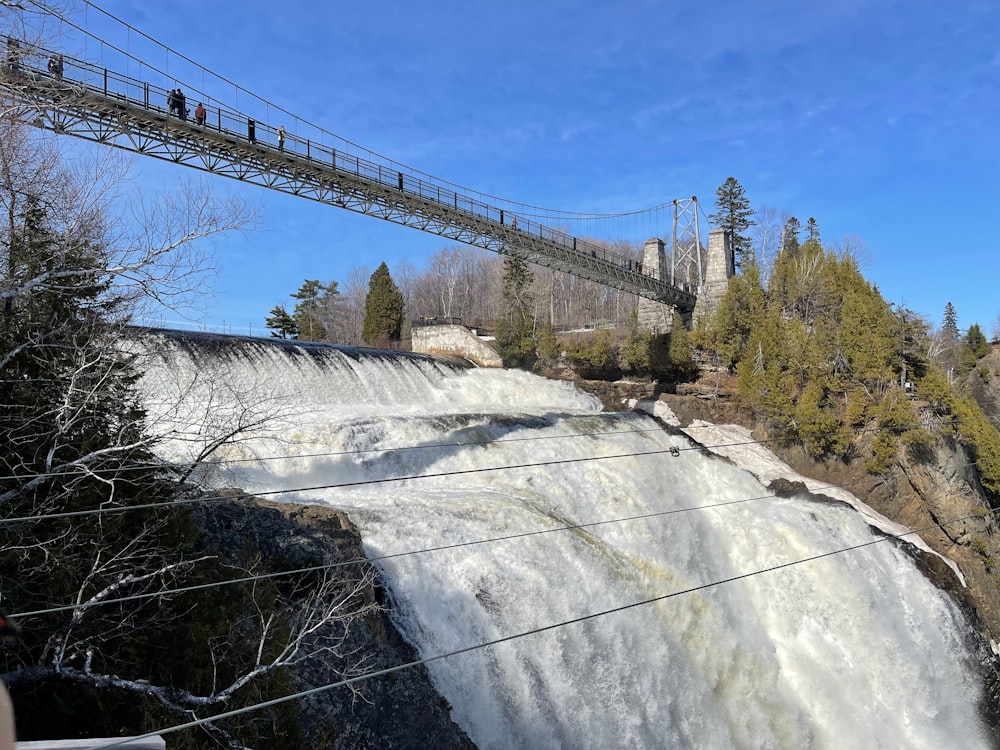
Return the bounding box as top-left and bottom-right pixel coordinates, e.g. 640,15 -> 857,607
0,1 -> 732,319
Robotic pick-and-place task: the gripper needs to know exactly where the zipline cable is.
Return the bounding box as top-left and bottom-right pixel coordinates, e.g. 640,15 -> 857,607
0,418 -> 957,526
86,503 -> 992,750
10,455 -> 982,620
6,479 -> 862,620
0,417 -> 959,484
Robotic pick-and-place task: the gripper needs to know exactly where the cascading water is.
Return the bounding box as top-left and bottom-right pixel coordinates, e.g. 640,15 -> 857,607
133,329 -> 990,749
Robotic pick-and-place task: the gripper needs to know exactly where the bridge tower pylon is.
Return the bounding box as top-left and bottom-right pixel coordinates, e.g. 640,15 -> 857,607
636,197 -> 705,334
671,197 -> 703,295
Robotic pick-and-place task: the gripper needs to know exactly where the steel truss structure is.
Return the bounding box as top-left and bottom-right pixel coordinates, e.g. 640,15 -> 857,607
0,48 -> 697,311
671,197 -> 703,289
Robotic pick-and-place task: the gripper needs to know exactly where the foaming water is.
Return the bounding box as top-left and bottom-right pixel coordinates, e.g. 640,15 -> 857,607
134,329 -> 989,749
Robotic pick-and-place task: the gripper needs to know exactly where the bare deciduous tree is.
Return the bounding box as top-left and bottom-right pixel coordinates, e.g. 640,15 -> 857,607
0,94 -> 380,746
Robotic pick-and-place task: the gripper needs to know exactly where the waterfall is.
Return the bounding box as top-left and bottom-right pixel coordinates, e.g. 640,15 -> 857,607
132,328 -> 990,749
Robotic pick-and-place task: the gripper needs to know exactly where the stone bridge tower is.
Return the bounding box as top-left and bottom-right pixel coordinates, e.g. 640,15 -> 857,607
693,228 -> 734,324
637,229 -> 733,334
637,238 -> 674,335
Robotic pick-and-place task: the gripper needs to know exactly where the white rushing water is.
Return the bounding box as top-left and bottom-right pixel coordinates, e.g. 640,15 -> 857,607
135,330 -> 989,750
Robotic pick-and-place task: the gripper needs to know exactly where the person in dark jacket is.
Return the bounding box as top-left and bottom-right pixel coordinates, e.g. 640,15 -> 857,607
47,54 -> 63,79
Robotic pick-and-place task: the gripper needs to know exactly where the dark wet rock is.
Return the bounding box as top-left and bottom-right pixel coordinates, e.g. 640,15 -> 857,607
193,495 -> 475,750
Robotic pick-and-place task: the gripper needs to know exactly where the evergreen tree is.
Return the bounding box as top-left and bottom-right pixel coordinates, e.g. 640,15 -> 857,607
668,314 -> 697,379
622,308 -> 653,373
781,217 -> 801,256
966,323 -> 989,358
535,321 -> 558,360
291,279 -> 327,341
362,261 -> 404,345
892,305 -> 930,387
806,217 -> 820,241
934,302 -> 962,380
495,254 -> 535,367
265,303 -> 298,339
711,260 -> 765,369
709,176 -> 756,269
942,302 -> 960,341
960,323 -> 990,376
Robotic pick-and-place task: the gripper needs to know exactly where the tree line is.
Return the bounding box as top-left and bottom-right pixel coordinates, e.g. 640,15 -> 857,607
263,175 -> 1000,417
699,177 -> 1000,502
264,244 -> 646,349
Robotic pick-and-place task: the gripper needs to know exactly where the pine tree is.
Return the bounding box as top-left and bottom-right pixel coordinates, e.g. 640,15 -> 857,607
711,261 -> 765,369
495,254 -> 535,367
892,305 -> 930,388
959,323 -> 990,375
362,261 -> 404,345
265,303 -> 298,339
709,176 -> 756,269
966,323 -> 990,358
781,217 -> 801,256
806,217 -> 820,241
668,314 -> 697,379
942,302 -> 960,341
291,279 -> 327,341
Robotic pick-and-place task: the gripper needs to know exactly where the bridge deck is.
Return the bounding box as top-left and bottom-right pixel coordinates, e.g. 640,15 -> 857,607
0,45 -> 696,310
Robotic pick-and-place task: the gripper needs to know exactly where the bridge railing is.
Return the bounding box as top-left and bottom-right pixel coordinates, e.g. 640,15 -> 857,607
4,39 -> 676,289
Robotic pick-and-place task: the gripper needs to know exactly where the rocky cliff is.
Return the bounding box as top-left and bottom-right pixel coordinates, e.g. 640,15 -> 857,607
193,496 -> 475,749
969,343 -> 1000,434
650,373 -> 1000,728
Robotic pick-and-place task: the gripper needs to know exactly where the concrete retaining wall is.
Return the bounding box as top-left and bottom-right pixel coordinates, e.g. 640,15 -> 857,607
411,325 -> 503,367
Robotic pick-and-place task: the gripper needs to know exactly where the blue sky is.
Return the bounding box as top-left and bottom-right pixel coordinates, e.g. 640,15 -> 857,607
60,0 -> 1000,336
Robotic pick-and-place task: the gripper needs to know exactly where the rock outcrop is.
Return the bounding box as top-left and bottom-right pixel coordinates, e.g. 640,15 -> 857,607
968,343 -> 1000,434
193,496 -> 475,749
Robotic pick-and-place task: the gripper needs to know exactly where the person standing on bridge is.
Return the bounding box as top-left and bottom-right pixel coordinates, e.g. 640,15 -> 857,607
5,38 -> 20,71
277,125 -> 286,152
47,54 -> 63,79
167,89 -> 179,116
177,88 -> 187,121
195,102 -> 206,126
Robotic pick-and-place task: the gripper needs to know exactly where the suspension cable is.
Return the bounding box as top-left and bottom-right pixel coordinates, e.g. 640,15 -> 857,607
18,0 -> 683,223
